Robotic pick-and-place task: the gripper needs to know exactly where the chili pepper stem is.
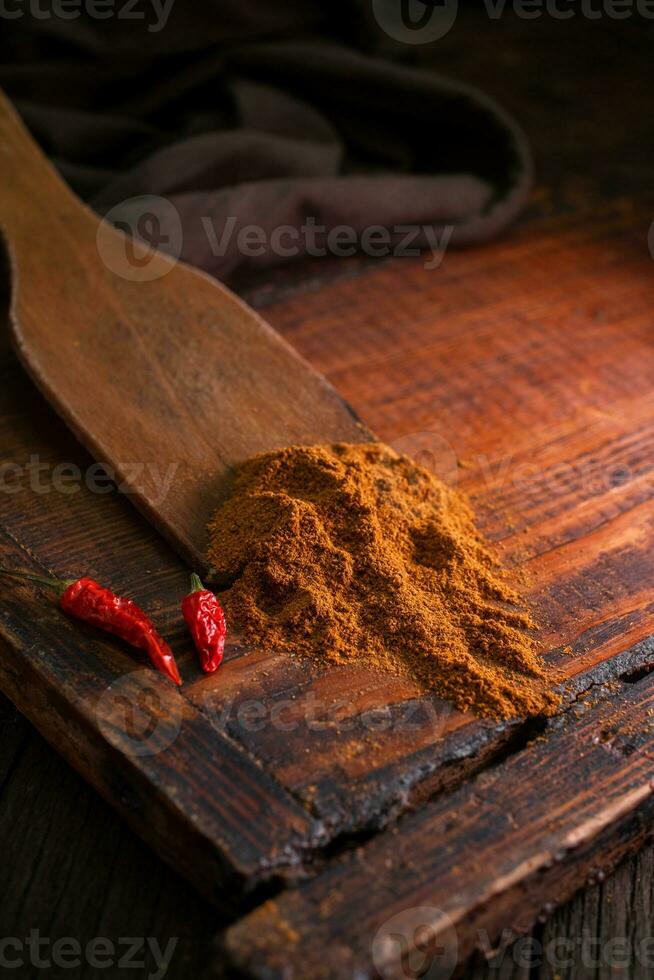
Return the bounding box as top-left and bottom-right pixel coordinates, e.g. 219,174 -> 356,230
189,573 -> 204,593
0,567 -> 74,594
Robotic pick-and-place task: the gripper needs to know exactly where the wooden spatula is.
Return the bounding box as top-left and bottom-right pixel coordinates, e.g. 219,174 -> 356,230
0,91 -> 371,573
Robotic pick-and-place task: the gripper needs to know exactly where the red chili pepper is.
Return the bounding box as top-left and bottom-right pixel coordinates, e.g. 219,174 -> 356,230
182,573 -> 226,674
0,568 -> 182,686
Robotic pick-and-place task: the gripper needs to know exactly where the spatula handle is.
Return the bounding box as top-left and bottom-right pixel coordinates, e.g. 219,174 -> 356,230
0,89 -> 80,248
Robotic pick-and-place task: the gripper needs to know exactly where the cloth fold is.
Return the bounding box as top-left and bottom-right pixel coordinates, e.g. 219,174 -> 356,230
0,5 -> 532,282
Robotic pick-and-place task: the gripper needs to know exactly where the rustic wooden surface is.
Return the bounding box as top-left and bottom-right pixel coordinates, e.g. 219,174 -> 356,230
207,204 -> 654,846
3,95 -> 654,911
0,691 -> 216,980
225,670 -> 654,978
2,673 -> 652,980
1,11 -> 653,980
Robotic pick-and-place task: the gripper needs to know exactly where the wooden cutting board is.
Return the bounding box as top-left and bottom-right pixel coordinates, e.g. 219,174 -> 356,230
1,201 -> 654,978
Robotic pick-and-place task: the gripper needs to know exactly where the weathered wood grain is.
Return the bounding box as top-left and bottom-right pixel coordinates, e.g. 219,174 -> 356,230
0,491 -> 321,903
466,821 -> 654,980
537,845 -> 654,980
2,12 -> 653,978
0,692 -> 216,980
0,345 -> 337,903
2,199 -> 654,915
223,670 -> 654,978
185,205 -> 654,831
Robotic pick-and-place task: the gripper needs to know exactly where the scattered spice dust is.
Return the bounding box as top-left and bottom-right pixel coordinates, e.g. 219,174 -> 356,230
207,442 -> 559,719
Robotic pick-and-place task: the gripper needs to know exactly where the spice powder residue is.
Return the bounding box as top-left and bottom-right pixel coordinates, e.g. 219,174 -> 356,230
207,442 -> 558,719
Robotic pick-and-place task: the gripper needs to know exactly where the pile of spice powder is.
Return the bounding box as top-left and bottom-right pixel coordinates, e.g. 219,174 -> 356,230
207,442 -> 558,719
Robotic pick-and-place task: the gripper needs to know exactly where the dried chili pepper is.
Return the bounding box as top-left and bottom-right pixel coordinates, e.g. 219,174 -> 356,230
182,573 -> 226,674
0,568 -> 182,685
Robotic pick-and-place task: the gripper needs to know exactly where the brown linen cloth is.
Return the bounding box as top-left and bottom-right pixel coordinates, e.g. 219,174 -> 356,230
0,3 -> 532,282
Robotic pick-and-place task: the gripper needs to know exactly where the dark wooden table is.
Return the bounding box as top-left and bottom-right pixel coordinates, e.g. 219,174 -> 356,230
2,11 -> 653,979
